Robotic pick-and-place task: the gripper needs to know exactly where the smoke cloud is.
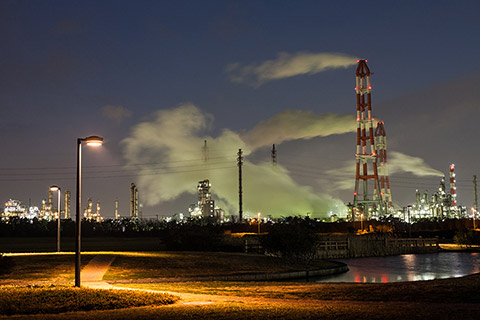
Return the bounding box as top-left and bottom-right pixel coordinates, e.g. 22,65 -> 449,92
241,110 -> 355,150
325,152 -> 443,191
122,104 -> 347,218
226,51 -> 358,86
102,105 -> 132,123
388,152 -> 444,177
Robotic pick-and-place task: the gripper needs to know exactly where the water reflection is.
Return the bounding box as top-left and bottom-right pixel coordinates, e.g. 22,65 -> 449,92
315,252 -> 480,283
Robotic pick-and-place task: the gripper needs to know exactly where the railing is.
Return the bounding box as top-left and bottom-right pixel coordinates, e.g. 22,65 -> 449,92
316,237 -> 438,259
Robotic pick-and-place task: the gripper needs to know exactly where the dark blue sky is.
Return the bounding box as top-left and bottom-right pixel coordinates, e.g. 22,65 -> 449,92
1,0 -> 479,218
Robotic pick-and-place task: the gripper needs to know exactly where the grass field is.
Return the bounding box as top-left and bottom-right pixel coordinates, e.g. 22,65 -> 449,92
0,253 -> 96,284
1,249 -> 479,319
104,252 -> 339,280
116,273 -> 480,304
0,285 -> 177,316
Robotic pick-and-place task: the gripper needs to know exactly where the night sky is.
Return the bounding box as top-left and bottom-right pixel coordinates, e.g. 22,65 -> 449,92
1,0 -> 480,219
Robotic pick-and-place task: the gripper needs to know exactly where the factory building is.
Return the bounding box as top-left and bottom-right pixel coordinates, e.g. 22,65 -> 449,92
407,165 -> 465,221
64,190 -> 71,219
130,183 -> 139,218
83,198 -> 104,222
189,179 -> 224,220
2,199 -> 40,221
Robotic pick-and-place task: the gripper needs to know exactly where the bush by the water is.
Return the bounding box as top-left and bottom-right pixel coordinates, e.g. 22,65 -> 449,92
261,218 -> 319,264
0,285 -> 178,315
454,229 -> 480,246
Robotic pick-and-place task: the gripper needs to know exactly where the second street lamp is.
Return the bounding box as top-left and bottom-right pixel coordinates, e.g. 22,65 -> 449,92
75,135 -> 103,287
49,185 -> 61,252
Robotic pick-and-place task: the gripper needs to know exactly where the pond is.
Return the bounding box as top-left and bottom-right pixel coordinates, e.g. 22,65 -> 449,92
315,252 -> 480,283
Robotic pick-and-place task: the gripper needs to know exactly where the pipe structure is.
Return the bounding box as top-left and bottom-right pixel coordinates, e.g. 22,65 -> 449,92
353,59 -> 384,216
449,164 -> 457,207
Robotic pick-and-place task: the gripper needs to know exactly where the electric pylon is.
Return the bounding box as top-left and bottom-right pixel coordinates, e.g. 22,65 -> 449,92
374,121 -> 392,206
353,60 -> 385,217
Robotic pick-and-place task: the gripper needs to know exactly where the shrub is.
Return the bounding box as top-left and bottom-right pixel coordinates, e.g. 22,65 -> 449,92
261,219 -> 319,264
0,285 -> 179,315
454,229 -> 480,246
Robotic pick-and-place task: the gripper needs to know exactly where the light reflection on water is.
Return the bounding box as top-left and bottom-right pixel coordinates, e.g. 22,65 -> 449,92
315,252 -> 480,283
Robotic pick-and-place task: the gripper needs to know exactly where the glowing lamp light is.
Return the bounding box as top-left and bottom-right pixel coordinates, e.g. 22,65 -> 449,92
85,136 -> 104,146
49,185 -> 60,192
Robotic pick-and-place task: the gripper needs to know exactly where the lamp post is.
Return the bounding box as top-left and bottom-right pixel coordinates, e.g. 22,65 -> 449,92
257,212 -> 261,234
50,185 -> 61,252
75,135 -> 103,287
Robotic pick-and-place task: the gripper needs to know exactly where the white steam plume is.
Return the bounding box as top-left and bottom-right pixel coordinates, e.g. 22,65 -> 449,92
122,104 -> 346,218
388,152 -> 443,177
326,152 -> 443,191
241,110 -> 355,150
226,51 -> 358,86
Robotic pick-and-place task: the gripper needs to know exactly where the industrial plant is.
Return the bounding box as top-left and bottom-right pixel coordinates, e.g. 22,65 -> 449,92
1,60 -> 477,225
188,179 -> 224,221
348,60 -> 476,223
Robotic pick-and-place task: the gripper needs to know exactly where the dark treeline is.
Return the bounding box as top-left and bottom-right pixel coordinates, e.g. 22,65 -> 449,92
1,216 -> 479,261
0,215 -> 476,239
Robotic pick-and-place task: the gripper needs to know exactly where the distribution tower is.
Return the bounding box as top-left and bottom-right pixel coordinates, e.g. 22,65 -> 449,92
374,121 -> 392,206
352,60 -> 385,216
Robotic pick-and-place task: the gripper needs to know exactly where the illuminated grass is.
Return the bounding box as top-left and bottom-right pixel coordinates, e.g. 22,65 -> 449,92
115,273 -> 480,304
0,285 -> 178,316
0,254 -> 95,283
104,252 -> 339,280
3,297 -> 478,320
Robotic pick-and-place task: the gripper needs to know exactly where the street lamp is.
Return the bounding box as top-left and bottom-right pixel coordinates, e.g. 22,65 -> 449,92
49,185 -> 61,252
75,135 -> 103,287
257,212 -> 261,234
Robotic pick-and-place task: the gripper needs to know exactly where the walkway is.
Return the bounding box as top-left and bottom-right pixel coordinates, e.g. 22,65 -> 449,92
81,254 -> 214,305
81,254 -> 116,290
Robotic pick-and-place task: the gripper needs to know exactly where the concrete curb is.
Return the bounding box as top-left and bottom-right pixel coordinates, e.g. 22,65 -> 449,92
109,262 -> 349,284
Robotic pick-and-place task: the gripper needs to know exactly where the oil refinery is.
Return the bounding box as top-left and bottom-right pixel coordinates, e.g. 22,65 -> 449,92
1,60 -> 477,224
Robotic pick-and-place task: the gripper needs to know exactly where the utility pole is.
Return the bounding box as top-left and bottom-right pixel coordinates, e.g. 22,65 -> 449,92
202,140 -> 208,162
237,149 -> 243,222
474,175 -> 478,229
271,144 -> 277,166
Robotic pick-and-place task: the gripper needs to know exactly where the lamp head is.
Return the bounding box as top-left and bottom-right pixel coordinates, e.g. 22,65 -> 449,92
49,185 -> 60,191
85,136 -> 104,146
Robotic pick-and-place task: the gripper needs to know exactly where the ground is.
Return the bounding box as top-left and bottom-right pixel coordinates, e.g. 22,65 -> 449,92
1,250 -> 480,319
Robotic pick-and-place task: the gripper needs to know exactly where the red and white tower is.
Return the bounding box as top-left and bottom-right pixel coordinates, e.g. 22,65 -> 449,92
374,121 -> 392,206
449,164 -> 456,207
353,60 -> 385,216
